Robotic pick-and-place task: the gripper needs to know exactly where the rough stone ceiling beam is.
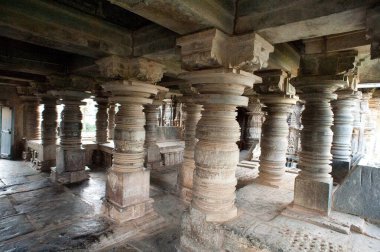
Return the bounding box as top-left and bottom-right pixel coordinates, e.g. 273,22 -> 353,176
0,0 -> 133,58
0,70 -> 46,83
108,0 -> 235,35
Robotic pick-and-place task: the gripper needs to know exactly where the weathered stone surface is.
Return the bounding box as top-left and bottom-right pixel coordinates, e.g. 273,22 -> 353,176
108,103 -> 116,140
367,4 -> 380,59
333,163 -> 380,221
0,196 -> 16,218
20,95 -> 40,140
0,214 -> 35,242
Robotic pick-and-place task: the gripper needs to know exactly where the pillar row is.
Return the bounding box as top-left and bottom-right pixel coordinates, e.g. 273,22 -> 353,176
256,95 -> 296,187
177,100 -> 202,203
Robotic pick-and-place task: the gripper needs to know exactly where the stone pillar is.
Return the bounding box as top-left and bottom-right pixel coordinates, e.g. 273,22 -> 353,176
96,56 -> 165,223
144,86 -> 168,170
245,94 -> 264,150
292,51 -> 355,215
177,29 -> 273,251
359,92 -> 372,155
39,95 -> 58,172
331,90 -> 361,182
108,103 -> 116,140
51,90 -> 90,184
254,70 -> 297,187
95,98 -> 109,144
20,95 -> 41,140
177,97 -> 202,203
350,91 -> 362,157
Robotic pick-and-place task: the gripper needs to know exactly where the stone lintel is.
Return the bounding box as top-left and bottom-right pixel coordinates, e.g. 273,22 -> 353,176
299,50 -> 358,78
46,74 -> 97,92
367,5 -> 380,59
255,69 -> 296,96
96,56 -> 165,83
177,29 -> 274,72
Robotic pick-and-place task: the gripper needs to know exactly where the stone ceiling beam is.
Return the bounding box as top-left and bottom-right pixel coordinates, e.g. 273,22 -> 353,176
237,6 -> 372,44
108,0 -> 234,35
0,0 -> 133,58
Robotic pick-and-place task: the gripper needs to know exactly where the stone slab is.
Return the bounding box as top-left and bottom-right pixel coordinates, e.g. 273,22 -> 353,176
294,176 -> 332,215
333,164 -> 380,221
0,196 -> 16,218
51,167 -> 89,184
0,179 -> 52,196
56,148 -> 86,173
331,160 -> 351,184
0,214 -> 35,242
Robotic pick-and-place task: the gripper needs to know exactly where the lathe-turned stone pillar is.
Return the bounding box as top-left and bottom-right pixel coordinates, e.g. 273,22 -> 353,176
96,56 -> 164,223
255,70 -> 297,187
51,90 -> 91,184
331,90 -> 361,182
177,95 -> 202,203
108,103 -> 116,140
20,95 -> 41,140
292,51 -> 355,214
177,28 -> 273,251
144,86 -> 168,170
245,93 -> 264,150
95,97 -> 109,144
366,94 -> 380,162
39,95 -> 58,172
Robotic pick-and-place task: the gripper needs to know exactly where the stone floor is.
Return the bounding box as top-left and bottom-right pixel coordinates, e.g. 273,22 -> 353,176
0,159 -> 379,251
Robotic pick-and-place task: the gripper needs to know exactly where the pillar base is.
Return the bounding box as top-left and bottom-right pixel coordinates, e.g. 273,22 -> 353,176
178,186 -> 192,204
294,176 -> 333,215
53,147 -> 88,184
51,168 -> 89,184
39,159 -> 55,173
253,177 -> 281,188
102,198 -> 154,224
179,208 -> 226,252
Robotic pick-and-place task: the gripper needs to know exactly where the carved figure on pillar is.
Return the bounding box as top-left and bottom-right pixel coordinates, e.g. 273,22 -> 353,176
95,96 -> 109,144
96,56 -> 165,223
177,28 -> 274,251
254,69 -> 298,187
292,51 -> 356,215
243,89 -> 264,152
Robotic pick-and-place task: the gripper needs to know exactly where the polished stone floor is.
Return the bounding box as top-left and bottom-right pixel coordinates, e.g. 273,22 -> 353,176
0,159 -> 379,251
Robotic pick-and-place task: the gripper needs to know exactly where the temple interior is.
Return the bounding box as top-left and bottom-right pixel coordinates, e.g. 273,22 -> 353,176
0,1 -> 380,251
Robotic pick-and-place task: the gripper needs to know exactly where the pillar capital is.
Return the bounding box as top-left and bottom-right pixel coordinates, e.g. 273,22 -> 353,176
255,69 -> 296,96
96,55 -> 165,83
177,28 -> 274,72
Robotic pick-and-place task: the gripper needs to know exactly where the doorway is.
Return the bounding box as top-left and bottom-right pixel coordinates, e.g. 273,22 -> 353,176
1,106 -> 13,159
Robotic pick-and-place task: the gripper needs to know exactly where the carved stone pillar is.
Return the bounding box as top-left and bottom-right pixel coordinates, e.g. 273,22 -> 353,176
292,51 -> 356,214
144,86 -> 168,169
177,96 -> 202,203
95,97 -> 109,144
245,94 -> 264,150
177,29 -> 273,251
108,103 -> 116,140
50,90 -> 90,184
254,70 -> 297,187
20,95 -> 41,140
39,95 -> 58,172
96,56 -> 164,223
